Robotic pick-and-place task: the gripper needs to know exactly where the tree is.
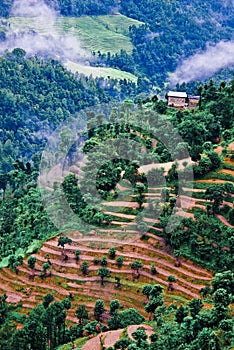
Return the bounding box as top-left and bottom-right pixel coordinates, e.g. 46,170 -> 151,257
75,304 -> 89,324
74,250 -> 81,262
93,256 -> 100,265
175,305 -> 189,324
150,263 -> 157,275
144,285 -> 164,320
188,298 -> 203,318
57,236 -> 72,253
205,185 -> 224,215
94,299 -> 104,321
194,328 -> 221,350
41,262 -> 51,278
131,328 -> 149,349
98,267 -> 111,286
211,270 -> 234,295
80,261 -> 89,276
0,294 -> 8,325
110,299 -> 120,315
116,256 -> 124,268
130,260 -> 143,278
62,298 -> 71,310
100,255 -> 108,266
113,338 -> 132,349
142,285 -> 153,304
43,293 -> 54,309
108,312 -> 122,330
27,256 -> 36,270
109,247 -> 116,259
119,308 -> 145,328
115,276 -> 121,289
168,275 -> 177,291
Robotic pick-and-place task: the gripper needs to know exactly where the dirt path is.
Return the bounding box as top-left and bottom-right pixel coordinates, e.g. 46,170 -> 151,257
82,329 -> 123,350
195,179 -> 226,184
103,201 -> 138,208
217,169 -> 234,176
139,158 -> 193,175
82,324 -> 153,350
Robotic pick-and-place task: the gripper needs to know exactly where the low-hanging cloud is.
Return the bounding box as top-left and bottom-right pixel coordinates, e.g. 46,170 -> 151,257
169,40 -> 234,85
0,0 -> 90,63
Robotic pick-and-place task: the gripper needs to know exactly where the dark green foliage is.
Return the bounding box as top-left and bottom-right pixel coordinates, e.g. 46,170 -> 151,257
144,284 -> 164,319
114,337 -> 132,350
42,294 -> 54,309
188,299 -> 203,318
119,1 -> 233,86
175,306 -> 188,324
100,255 -> 108,267
94,299 -> 104,321
80,261 -> 89,276
110,299 -> 120,315
11,301 -> 68,350
0,53 -> 108,173
130,260 -> 143,273
150,263 -> 157,275
27,256 -> 36,270
75,304 -> 89,324
109,247 -> 116,259
57,236 -> 72,250
0,294 -> 8,325
211,271 -> 234,295
0,51 -> 112,262
116,256 -> 124,268
118,308 -> 145,328
98,267 -> 111,285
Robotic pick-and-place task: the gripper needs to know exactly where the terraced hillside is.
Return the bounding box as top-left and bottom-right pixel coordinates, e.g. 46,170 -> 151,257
8,14 -> 143,55
0,140 -> 232,328
0,230 -> 212,325
192,142 -> 234,228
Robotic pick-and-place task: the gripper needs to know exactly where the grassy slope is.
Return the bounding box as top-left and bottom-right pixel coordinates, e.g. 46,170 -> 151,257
9,15 -> 143,55
55,15 -> 144,54
64,61 -> 138,82
9,15 -> 142,54
8,14 -> 142,81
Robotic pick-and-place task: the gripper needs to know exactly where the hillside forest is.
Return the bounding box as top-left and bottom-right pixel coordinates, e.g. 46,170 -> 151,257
0,0 -> 233,350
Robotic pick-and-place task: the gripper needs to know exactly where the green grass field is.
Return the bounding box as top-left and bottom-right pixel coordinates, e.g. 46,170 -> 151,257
8,14 -> 142,81
9,14 -> 143,55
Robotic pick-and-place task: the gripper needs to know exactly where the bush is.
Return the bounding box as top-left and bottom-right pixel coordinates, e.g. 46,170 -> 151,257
119,308 -> 145,328
116,256 -> 124,268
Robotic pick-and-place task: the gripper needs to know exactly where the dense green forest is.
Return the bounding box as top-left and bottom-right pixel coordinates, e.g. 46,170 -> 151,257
103,0 -> 234,86
0,0 -> 117,17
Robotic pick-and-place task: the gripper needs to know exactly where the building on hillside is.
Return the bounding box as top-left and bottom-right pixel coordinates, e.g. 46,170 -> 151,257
166,91 -> 200,109
166,91 -> 188,108
188,95 -> 200,108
